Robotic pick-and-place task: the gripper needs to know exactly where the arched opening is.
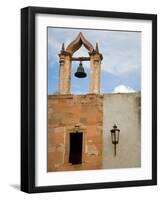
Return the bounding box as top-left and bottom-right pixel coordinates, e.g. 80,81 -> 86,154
71,46 -> 90,94
58,32 -> 103,95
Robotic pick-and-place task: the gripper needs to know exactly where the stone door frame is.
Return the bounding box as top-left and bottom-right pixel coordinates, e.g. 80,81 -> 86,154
64,125 -> 87,165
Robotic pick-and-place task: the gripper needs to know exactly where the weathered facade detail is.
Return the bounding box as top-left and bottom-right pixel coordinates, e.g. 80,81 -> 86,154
103,93 -> 141,169
48,94 -> 103,171
48,32 -> 103,172
48,32 -> 141,172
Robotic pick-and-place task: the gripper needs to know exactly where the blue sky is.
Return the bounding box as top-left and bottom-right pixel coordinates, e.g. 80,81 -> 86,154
48,27 -> 141,95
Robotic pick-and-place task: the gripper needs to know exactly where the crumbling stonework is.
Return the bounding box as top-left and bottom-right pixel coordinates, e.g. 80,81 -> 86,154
48,94 -> 103,172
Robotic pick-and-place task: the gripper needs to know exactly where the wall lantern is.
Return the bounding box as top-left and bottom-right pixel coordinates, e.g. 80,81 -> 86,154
110,124 -> 120,156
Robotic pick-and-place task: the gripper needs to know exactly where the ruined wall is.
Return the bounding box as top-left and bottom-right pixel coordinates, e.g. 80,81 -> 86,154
103,93 -> 141,169
48,94 -> 103,172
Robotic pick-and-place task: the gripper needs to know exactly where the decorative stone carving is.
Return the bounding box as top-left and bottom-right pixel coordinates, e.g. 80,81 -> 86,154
66,32 -> 94,55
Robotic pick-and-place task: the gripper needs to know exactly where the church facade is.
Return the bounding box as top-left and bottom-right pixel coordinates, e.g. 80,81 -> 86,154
48,32 -> 141,172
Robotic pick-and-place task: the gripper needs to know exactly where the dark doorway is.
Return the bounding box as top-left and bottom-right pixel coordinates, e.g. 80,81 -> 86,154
69,132 -> 83,165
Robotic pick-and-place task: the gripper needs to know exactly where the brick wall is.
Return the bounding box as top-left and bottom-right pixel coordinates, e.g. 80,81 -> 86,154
48,94 -> 103,172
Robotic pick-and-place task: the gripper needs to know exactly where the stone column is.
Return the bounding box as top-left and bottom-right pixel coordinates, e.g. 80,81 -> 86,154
59,53 -> 71,94
89,53 -> 102,94
59,54 -> 65,94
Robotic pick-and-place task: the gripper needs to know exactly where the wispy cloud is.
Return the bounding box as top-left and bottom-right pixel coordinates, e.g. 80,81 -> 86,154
112,85 -> 135,93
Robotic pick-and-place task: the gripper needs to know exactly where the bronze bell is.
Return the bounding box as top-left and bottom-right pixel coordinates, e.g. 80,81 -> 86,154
74,61 -> 87,78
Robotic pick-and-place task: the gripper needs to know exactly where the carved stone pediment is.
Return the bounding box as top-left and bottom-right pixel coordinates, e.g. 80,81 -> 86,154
66,32 -> 94,55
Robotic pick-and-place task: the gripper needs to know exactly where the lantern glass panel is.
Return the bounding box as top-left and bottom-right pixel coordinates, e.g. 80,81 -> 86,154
111,131 -> 115,143
115,129 -> 120,143
111,129 -> 120,144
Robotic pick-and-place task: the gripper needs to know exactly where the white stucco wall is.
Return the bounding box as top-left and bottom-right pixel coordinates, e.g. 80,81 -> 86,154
103,93 -> 141,169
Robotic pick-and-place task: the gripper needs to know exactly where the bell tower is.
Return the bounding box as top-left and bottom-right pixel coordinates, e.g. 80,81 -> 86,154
58,32 -> 103,94
48,32 -> 103,172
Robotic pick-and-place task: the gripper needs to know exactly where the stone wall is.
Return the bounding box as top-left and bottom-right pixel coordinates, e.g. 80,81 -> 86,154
48,92 -> 141,172
48,94 -> 103,172
103,93 -> 141,169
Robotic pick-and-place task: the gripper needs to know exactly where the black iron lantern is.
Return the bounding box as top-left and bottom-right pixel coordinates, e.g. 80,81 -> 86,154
110,124 -> 120,156
74,61 -> 87,78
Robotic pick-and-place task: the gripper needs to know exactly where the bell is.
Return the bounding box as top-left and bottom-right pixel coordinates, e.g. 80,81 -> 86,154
74,61 -> 87,78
